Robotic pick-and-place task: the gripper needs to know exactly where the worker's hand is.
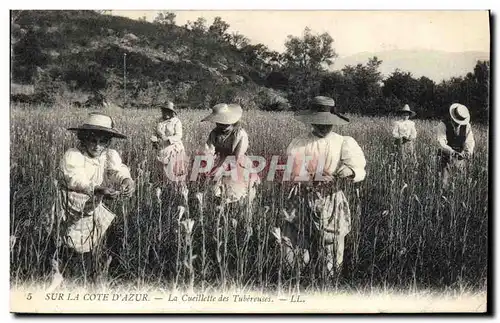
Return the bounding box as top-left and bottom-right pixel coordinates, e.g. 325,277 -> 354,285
120,178 -> 136,198
337,167 -> 354,179
94,186 -> 120,200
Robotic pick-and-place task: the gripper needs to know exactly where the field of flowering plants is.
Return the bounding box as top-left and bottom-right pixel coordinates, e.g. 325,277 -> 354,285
9,104 -> 489,295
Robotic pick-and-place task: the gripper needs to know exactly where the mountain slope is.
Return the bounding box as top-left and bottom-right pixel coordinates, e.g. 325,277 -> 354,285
10,10 -> 286,109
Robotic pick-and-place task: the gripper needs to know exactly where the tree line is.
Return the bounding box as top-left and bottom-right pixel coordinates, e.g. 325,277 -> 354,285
124,11 -> 492,123
11,10 -> 490,123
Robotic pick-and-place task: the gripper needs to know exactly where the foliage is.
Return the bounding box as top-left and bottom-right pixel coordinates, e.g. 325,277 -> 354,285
283,27 -> 337,71
208,16 -> 231,42
153,11 -> 176,26
281,27 -> 338,109
228,32 -> 250,50
12,29 -> 49,83
320,58 -> 490,122
10,10 -> 490,123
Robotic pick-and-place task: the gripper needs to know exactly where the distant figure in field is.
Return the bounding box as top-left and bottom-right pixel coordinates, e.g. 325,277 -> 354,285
437,103 -> 475,189
150,101 -> 188,187
83,90 -> 109,108
283,96 -> 367,274
392,104 -> 417,162
45,112 -> 135,284
201,103 -> 261,210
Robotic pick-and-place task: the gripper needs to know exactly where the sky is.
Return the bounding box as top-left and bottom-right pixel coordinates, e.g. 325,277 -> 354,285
111,10 -> 490,58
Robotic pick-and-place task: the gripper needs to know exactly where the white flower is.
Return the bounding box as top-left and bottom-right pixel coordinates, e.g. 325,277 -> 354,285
195,192 -> 204,206
177,206 -> 186,221
9,235 -> 16,252
272,227 -> 281,243
282,209 -> 296,223
282,236 -> 293,248
181,219 -> 195,235
400,182 -> 408,195
46,259 -> 64,293
181,185 -> 189,204
155,187 -> 162,202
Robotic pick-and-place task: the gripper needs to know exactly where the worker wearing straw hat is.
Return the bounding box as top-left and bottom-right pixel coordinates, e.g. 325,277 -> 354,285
392,104 -> 417,158
200,103 -> 261,209
44,112 -> 135,284
437,103 -> 475,189
150,101 -> 188,185
283,96 -> 366,275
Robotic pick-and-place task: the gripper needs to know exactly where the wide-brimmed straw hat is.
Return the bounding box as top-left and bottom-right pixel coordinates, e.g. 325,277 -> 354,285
396,104 -> 416,117
201,103 -> 243,124
449,103 -> 470,125
68,112 -> 127,139
160,101 -> 176,114
294,96 -> 349,125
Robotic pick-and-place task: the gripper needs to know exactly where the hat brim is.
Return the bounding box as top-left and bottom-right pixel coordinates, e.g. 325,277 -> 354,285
67,124 -> 127,139
201,109 -> 243,124
294,111 -> 350,125
449,106 -> 470,125
161,106 -> 176,114
396,110 -> 416,117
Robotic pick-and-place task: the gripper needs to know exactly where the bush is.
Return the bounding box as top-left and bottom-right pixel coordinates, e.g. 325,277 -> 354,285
257,88 -> 290,111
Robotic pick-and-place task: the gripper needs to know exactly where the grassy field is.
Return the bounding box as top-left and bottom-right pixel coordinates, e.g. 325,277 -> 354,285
9,105 -> 489,294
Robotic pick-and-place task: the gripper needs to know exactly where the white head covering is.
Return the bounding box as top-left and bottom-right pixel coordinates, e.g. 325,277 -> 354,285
201,103 -> 243,124
449,103 -> 470,125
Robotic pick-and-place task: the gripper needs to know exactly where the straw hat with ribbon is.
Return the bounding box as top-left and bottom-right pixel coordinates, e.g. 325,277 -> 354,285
68,112 -> 127,139
449,103 -> 470,125
294,96 -> 349,125
201,103 -> 243,125
396,104 -> 417,117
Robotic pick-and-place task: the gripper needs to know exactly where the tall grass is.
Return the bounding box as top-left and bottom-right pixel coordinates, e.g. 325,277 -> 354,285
9,105 -> 489,293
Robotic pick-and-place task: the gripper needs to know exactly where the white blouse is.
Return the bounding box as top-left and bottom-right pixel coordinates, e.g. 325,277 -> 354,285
286,132 -> 367,183
392,120 -> 417,140
59,147 -> 132,212
156,117 -> 183,144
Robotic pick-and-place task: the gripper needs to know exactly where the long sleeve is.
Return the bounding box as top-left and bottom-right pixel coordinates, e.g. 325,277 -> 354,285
59,149 -> 95,196
106,149 -> 132,185
204,131 -> 216,155
286,137 -> 307,179
437,122 -> 456,154
463,124 -> 475,158
231,129 -> 249,169
166,119 -> 183,144
337,136 -> 367,183
156,121 -> 167,140
233,129 -> 249,158
392,122 -> 401,138
409,122 -> 417,140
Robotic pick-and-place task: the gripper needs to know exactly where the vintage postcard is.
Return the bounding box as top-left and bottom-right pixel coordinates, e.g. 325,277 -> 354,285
9,9 -> 490,314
